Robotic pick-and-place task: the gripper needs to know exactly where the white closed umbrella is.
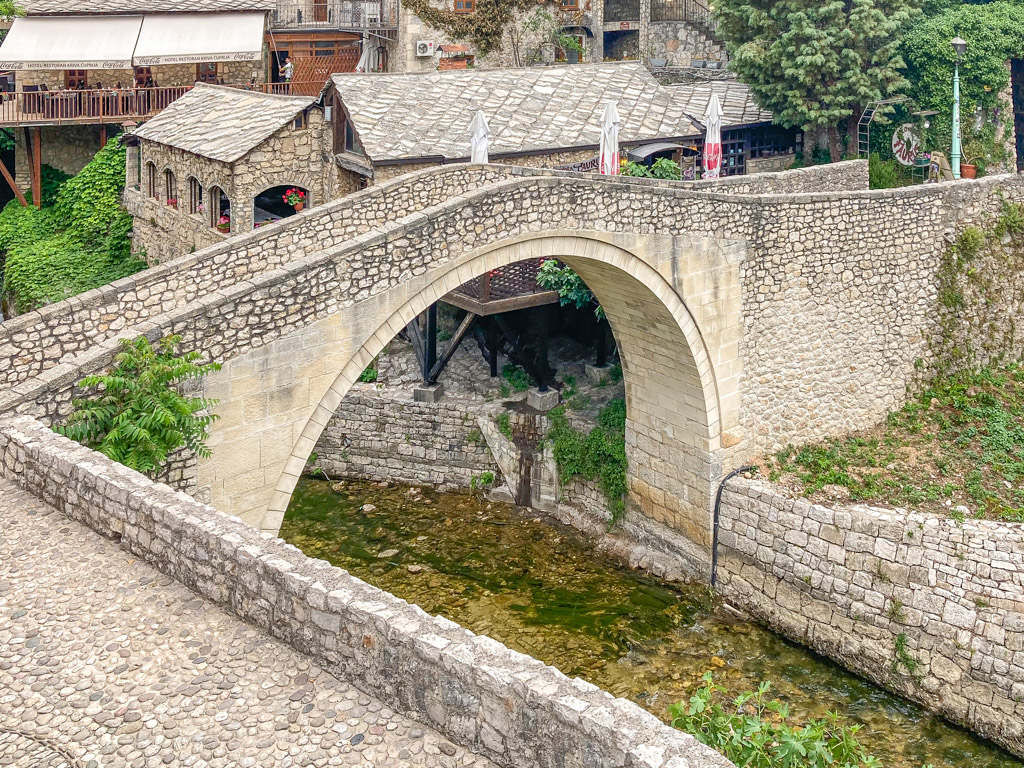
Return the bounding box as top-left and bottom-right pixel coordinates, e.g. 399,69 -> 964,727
355,38 -> 372,72
599,102 -> 620,175
469,110 -> 490,164
702,93 -> 724,179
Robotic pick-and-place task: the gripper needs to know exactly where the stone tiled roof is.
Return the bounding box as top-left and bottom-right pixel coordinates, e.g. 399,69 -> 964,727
330,62 -> 711,163
21,0 -> 273,14
664,80 -> 774,128
130,84 -> 314,163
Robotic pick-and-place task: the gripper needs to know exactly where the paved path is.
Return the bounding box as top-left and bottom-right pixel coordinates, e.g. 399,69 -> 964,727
0,480 -> 495,768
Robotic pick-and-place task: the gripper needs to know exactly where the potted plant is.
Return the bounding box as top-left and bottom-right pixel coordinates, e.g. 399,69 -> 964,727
166,197 -> 177,209
216,214 -> 230,233
960,139 -> 985,179
282,187 -> 306,212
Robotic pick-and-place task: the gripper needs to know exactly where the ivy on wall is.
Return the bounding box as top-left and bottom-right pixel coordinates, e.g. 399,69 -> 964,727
0,137 -> 146,314
402,0 -> 539,54
902,2 -> 1024,168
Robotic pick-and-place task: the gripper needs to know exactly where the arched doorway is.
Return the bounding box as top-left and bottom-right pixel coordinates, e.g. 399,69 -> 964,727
253,184 -> 310,229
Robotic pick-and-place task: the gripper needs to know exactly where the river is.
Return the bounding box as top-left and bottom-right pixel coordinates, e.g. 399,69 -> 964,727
281,477 -> 1023,768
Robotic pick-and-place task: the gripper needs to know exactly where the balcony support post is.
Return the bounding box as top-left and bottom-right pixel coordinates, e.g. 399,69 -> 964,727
0,154 -> 28,207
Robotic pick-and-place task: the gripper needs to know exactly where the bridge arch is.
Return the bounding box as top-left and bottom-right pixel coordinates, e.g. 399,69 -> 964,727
248,232 -> 728,573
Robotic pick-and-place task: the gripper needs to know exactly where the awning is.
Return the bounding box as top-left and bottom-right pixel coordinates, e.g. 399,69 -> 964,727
133,12 -> 266,66
626,141 -> 685,161
0,15 -> 142,70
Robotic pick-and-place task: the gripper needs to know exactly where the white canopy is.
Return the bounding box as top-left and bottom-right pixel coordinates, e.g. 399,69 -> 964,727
133,12 -> 265,66
0,15 -> 142,70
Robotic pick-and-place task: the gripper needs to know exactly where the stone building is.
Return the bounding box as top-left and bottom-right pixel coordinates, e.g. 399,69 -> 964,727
0,0 -> 274,200
125,62 -> 797,260
124,84 -> 336,263
325,62 -> 796,186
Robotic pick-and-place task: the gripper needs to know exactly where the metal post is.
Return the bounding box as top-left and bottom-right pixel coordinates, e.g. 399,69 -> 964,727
424,303 -> 438,383
951,59 -> 962,180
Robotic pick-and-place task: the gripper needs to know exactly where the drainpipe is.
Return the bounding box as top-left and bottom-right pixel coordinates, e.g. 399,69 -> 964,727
710,465 -> 754,588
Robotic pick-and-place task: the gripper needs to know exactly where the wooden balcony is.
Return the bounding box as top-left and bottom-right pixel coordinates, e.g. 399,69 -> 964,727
270,0 -> 398,32
443,259 -> 559,316
0,83 -> 325,128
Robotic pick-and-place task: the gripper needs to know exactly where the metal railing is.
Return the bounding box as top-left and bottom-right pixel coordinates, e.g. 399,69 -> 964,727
270,0 -> 398,29
650,0 -> 715,31
0,82 -> 328,126
604,0 -> 641,22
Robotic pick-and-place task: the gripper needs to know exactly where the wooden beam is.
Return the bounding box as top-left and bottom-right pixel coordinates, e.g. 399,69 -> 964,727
427,312 -> 477,384
0,154 -> 28,207
30,127 -> 41,209
99,124 -> 107,147
442,289 -> 560,316
405,317 -> 426,375
424,303 -> 438,382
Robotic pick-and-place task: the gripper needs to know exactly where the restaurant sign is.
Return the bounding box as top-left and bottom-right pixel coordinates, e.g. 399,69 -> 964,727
134,51 -> 261,66
554,155 -> 600,172
0,59 -> 134,69
891,123 -> 921,166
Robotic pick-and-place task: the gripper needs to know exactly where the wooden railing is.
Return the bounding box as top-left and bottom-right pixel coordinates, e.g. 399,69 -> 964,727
0,82 -> 328,126
270,0 -> 398,30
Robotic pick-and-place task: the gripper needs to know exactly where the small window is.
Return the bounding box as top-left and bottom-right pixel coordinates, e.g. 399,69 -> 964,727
294,112 -> 306,129
164,169 -> 177,208
134,66 -> 153,86
196,62 -> 219,83
454,0 -> 473,11
188,177 -> 203,215
562,0 -> 579,9
208,185 -> 231,232
342,115 -> 364,155
146,162 -> 157,199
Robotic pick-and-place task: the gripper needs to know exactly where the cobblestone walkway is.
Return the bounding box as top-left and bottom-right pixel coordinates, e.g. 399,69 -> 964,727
0,480 -> 495,768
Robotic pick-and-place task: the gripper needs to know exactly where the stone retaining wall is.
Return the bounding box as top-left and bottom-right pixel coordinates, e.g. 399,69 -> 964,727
716,478 -> 1024,757
314,387 -> 500,490
0,413 -> 734,768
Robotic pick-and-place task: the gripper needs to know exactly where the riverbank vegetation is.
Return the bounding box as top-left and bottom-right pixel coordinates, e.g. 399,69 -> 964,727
671,674 -> 880,768
547,397 -> 628,522
56,335 -> 220,474
763,365 -> 1024,522
0,137 -> 145,314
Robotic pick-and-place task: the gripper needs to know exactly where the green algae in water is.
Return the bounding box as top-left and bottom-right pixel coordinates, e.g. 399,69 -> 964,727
281,478 -> 1024,768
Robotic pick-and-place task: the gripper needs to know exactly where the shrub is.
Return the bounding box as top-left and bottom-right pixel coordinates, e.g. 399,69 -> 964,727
55,335 -> 221,474
537,259 -> 604,319
670,674 -> 880,768
547,398 -> 628,523
868,153 -> 900,190
1,136 -> 145,313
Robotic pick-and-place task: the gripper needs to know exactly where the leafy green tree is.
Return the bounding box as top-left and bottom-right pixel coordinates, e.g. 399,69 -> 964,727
715,0 -> 916,160
401,0 -> 537,54
56,336 -> 221,474
902,2 -> 1024,167
537,259 -> 604,319
671,674 -> 881,768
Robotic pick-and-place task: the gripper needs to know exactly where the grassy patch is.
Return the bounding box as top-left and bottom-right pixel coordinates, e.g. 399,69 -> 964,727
765,366 -> 1024,522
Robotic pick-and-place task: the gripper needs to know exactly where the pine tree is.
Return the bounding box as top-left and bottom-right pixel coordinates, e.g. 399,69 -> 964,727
715,0 -> 917,161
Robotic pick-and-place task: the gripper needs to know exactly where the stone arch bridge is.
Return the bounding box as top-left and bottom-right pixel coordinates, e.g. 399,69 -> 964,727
1,160 -> 1020,578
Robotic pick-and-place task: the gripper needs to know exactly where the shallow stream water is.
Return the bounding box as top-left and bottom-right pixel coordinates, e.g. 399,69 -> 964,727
281,478 -> 1023,768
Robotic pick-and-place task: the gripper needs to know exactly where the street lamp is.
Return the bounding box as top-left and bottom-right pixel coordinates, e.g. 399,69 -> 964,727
951,36 -> 967,179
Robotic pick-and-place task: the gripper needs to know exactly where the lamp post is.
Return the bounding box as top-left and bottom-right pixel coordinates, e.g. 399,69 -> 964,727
951,36 -> 967,179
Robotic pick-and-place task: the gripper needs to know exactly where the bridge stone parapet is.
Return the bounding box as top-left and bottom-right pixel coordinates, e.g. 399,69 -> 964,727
0,161 -> 864,391
0,414 -> 737,768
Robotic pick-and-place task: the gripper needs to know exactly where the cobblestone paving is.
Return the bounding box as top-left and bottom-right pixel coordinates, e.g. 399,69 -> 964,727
0,480 -> 495,768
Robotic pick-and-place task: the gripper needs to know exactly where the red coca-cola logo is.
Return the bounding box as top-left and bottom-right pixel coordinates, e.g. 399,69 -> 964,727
704,143 -> 722,172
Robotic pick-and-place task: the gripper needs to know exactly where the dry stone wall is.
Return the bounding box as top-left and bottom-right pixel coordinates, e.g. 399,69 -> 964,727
314,387 -> 500,490
715,478 -> 1024,758
0,413 -> 734,768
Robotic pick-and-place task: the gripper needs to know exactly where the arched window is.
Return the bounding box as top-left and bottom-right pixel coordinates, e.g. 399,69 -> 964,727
209,185 -> 231,233
187,176 -> 203,216
252,183 -> 309,229
145,162 -> 157,199
164,168 -> 177,208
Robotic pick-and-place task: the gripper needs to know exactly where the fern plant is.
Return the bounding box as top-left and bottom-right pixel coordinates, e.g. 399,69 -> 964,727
55,335 -> 221,474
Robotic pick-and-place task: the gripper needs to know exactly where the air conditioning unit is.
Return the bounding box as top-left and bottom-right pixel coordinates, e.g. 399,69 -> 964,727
416,40 -> 435,57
